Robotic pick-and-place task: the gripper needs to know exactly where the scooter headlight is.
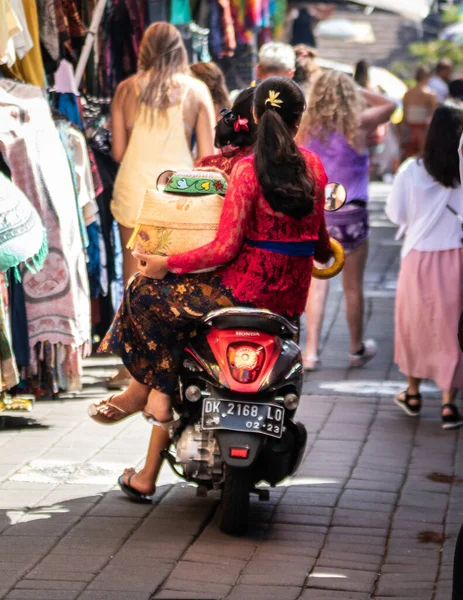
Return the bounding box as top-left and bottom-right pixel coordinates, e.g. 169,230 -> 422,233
283,393 -> 299,410
185,385 -> 202,402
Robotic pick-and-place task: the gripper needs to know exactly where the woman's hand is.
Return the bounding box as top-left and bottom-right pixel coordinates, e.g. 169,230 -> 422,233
195,166 -> 229,182
132,252 -> 169,279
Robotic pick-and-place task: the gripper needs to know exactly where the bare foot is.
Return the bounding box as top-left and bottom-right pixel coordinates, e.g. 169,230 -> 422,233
121,467 -> 155,496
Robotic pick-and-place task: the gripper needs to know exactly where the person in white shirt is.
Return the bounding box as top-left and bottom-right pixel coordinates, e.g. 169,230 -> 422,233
386,103 -> 463,429
428,59 -> 453,104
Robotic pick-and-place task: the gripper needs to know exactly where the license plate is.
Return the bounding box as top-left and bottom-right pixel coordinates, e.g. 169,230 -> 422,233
202,399 -> 284,438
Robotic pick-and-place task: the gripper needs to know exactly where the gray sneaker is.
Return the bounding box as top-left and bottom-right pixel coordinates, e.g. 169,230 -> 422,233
349,339 -> 377,368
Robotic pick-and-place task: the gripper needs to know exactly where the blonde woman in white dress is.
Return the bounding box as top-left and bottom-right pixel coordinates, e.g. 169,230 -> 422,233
109,22 -> 216,389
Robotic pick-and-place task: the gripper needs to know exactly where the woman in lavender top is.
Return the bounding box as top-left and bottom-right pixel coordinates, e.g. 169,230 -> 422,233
298,70 -> 396,370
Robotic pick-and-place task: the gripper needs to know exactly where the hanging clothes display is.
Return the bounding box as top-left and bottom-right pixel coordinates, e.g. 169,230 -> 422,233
0,168 -> 48,393
0,0 -> 295,392
0,80 -> 91,395
98,0 -> 146,97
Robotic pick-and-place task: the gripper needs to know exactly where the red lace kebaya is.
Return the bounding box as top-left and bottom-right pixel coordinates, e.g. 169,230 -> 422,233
168,147 -> 332,316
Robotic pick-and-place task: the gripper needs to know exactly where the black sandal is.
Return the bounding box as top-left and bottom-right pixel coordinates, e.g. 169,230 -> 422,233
118,471 -> 154,504
394,389 -> 422,417
441,404 -> 463,430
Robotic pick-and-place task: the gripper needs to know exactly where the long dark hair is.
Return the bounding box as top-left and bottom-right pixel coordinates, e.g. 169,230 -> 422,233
423,104 -> 463,188
254,77 -> 316,219
214,87 -> 257,149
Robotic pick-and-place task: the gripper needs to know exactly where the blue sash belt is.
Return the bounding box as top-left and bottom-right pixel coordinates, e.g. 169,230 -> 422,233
246,239 -> 315,257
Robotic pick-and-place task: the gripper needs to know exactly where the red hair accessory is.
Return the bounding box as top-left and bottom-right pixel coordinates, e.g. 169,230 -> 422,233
233,116 -> 249,132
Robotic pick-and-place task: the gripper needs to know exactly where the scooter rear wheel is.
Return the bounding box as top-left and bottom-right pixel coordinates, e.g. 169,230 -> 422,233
220,467 -> 251,535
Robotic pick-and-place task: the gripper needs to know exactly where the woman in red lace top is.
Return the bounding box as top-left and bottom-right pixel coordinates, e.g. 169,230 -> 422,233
94,78 -> 332,500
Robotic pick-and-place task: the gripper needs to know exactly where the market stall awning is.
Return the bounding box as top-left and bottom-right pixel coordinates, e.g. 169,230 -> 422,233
346,0 -> 434,22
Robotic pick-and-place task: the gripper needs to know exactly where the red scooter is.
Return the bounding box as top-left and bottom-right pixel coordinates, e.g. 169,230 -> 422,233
161,183 -> 346,535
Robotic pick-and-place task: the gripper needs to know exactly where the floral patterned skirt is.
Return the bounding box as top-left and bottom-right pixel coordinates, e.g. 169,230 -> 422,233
99,272 -> 245,395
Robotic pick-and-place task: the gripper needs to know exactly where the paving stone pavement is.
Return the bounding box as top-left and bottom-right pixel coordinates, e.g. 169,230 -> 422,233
0,182 -> 461,600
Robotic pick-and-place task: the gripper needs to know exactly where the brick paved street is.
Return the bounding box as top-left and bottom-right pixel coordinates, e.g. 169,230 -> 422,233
0,183 -> 461,600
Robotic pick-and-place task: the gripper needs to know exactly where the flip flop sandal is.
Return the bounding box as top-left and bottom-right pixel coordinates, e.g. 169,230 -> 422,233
394,389 -> 422,417
88,397 -> 130,425
118,472 -> 154,504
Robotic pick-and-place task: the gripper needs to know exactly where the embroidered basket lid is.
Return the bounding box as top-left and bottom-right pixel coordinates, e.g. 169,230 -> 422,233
0,173 -> 48,279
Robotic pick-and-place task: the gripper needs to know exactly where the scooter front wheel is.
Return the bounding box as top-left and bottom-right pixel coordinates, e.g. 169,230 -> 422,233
220,467 -> 251,535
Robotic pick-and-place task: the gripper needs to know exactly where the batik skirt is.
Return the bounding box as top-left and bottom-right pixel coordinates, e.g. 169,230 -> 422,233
99,272 -> 246,395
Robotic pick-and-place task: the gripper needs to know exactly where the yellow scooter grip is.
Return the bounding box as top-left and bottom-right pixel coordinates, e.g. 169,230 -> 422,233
312,238 -> 345,280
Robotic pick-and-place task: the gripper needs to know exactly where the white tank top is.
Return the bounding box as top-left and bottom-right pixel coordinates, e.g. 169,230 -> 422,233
111,88 -> 194,229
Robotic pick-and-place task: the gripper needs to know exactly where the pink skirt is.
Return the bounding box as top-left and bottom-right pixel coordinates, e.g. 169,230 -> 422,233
395,248 -> 463,391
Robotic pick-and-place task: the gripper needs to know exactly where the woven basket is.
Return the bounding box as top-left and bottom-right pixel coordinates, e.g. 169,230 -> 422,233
127,188 -> 224,259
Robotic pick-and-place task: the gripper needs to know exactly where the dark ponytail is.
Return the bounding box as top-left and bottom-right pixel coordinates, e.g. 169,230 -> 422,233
254,77 -> 316,219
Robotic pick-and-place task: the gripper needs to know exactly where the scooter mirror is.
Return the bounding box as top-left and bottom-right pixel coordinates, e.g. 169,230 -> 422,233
324,182 -> 347,212
157,170 -> 176,192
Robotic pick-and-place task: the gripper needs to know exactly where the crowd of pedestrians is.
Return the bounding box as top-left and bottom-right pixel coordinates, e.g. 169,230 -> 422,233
81,26 -> 463,595
90,27 -> 463,497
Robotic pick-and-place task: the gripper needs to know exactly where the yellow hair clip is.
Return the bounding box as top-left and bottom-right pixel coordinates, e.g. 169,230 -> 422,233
265,90 -> 283,109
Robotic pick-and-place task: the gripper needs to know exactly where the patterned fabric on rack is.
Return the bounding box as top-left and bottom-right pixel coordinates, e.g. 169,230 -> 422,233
231,0 -> 270,44
98,0 -> 146,97
36,0 -> 60,63
0,82 -> 91,380
55,0 -> 85,60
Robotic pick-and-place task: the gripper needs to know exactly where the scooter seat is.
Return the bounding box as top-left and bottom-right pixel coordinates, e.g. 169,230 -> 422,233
201,307 -> 298,339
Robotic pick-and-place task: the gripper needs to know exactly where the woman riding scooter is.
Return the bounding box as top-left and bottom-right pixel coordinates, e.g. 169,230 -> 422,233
90,77 -> 334,501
